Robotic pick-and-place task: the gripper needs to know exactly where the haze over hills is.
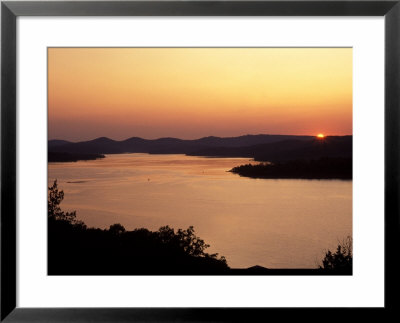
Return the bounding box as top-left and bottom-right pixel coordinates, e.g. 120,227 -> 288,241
49,134 -> 313,154
49,134 -> 352,162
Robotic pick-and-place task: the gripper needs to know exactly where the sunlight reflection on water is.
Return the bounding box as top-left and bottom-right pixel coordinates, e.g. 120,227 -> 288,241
48,153 -> 352,269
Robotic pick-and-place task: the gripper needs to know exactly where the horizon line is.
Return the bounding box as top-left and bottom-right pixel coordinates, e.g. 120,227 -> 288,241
48,133 -> 353,143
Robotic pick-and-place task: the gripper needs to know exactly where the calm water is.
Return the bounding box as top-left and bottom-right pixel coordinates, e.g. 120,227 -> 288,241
48,153 -> 352,269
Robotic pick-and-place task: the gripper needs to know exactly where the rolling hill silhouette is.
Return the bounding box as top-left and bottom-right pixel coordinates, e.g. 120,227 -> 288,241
49,134 -> 314,155
48,139 -> 72,149
188,136 -> 352,162
49,134 -> 351,162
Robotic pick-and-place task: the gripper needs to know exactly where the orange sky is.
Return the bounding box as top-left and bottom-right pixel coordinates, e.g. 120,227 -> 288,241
48,48 -> 352,141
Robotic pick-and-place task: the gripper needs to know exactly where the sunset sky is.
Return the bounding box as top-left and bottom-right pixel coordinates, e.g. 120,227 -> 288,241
48,48 -> 352,141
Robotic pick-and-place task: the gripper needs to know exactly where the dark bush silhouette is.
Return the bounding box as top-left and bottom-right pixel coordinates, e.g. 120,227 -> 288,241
48,180 -> 228,275
319,237 -> 352,274
108,223 -> 126,235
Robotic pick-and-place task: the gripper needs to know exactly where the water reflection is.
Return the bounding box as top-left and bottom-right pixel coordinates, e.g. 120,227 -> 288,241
48,153 -> 352,268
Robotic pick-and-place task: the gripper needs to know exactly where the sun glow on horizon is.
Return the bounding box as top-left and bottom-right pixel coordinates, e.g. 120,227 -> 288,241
48,48 -> 352,141
317,134 -> 325,139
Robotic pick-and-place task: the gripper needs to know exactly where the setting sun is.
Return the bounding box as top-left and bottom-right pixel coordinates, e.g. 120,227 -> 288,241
48,48 -> 352,141
47,47 -> 353,274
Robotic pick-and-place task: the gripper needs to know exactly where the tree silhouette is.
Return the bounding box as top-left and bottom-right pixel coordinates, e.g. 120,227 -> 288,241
157,225 -> 225,262
320,236 -> 352,273
48,179 -> 85,227
108,223 -> 126,235
48,180 -> 229,274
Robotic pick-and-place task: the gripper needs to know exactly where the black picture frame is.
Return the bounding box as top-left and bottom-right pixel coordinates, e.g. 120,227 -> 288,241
1,0 -> 399,321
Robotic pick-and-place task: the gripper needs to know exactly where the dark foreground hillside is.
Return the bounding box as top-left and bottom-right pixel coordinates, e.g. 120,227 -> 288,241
48,181 -> 352,275
49,218 -> 230,275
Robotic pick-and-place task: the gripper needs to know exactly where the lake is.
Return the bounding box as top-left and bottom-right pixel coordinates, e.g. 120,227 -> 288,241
48,153 -> 352,269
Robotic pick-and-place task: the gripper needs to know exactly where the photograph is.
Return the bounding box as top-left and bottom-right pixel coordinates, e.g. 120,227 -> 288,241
47,47 -> 353,275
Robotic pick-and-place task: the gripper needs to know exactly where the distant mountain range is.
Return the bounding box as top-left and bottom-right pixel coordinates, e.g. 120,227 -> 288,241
187,136 -> 352,162
48,134 -> 352,162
